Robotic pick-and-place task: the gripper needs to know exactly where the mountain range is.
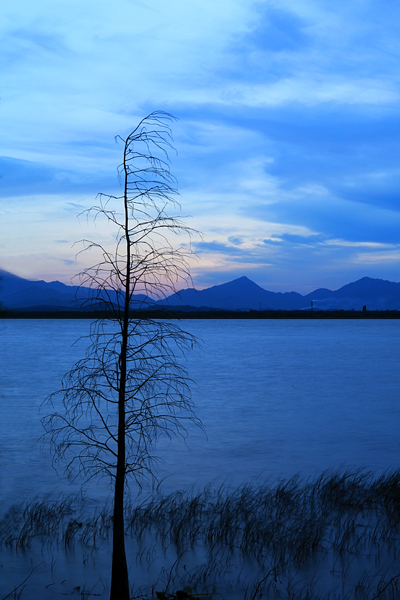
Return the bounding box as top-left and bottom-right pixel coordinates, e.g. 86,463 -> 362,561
1,269 -> 400,311
161,276 -> 400,311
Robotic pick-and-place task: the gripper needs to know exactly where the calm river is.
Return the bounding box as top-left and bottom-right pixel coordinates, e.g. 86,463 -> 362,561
1,318 -> 400,510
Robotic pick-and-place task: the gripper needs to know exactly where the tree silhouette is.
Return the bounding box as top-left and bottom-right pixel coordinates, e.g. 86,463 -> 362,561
42,112 -> 201,600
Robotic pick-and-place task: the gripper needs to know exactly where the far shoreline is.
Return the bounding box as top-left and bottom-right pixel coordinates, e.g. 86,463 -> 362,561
1,308 -> 400,319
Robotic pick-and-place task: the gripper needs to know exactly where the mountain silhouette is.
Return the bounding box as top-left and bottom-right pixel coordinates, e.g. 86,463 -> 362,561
162,276 -> 400,310
304,277 -> 400,310
0,269 -> 150,311
162,276 -> 305,310
1,270 -> 400,311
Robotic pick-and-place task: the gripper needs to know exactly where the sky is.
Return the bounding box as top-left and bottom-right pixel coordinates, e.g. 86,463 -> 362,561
2,0 -> 400,294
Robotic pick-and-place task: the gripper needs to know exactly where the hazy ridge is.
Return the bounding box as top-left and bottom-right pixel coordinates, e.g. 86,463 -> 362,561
1,269 -> 400,311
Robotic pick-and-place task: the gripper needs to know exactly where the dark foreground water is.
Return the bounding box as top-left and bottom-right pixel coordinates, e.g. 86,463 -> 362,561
1,318 -> 400,598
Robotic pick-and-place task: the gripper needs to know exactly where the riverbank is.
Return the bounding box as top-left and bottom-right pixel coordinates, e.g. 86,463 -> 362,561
1,308 -> 400,319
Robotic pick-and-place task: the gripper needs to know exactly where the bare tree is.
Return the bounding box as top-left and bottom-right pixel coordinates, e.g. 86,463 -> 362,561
42,112 -> 201,600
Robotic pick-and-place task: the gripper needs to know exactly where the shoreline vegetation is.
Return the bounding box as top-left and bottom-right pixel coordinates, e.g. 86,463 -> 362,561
1,308 -> 400,319
2,469 -> 400,599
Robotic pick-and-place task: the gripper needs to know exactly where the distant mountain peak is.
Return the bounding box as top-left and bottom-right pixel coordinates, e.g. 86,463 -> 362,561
234,275 -> 251,282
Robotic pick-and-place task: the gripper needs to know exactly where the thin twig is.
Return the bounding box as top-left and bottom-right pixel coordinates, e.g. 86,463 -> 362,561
1,563 -> 45,600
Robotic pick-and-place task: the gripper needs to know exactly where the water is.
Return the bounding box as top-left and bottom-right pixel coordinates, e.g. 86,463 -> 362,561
1,318 -> 400,509
2,318 -> 400,598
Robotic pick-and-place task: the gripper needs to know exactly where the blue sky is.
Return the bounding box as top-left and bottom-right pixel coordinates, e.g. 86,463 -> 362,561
2,0 -> 400,294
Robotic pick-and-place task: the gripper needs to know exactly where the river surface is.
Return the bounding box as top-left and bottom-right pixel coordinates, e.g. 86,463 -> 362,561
2,317 -> 400,599
1,318 -> 400,509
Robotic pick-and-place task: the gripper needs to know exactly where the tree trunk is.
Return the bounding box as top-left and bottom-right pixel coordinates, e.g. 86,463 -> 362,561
109,150 -> 132,600
110,337 -> 130,600
110,339 -> 130,600
110,461 -> 130,599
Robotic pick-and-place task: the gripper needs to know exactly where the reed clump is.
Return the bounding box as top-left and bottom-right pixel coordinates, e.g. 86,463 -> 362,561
2,470 -> 400,599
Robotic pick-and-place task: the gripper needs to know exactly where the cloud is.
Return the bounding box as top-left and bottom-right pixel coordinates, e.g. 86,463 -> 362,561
195,240 -> 252,257
0,156 -> 117,196
265,233 -> 328,246
247,5 -> 311,53
250,191 -> 400,245
228,236 -> 244,245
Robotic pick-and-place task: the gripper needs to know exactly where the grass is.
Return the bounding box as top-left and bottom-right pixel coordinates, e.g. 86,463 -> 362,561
2,470 -> 400,599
